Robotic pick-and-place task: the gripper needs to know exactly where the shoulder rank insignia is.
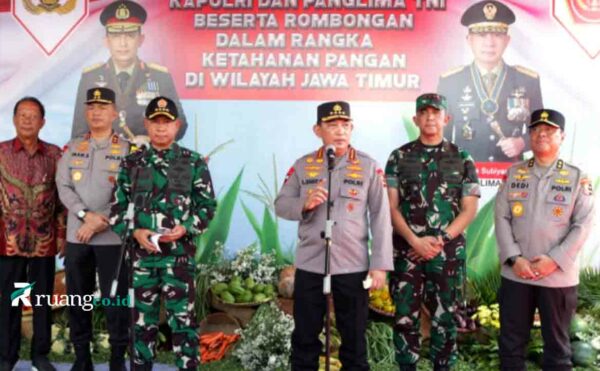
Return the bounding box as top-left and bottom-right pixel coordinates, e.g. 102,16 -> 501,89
82,62 -> 103,73
514,65 -> 539,79
147,62 -> 169,73
440,65 -> 466,78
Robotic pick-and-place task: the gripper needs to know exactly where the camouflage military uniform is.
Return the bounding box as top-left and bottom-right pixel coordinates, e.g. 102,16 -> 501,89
109,143 -> 216,369
385,139 -> 480,367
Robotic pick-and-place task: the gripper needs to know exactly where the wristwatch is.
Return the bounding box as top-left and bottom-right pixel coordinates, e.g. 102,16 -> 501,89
441,230 -> 453,244
506,255 -> 521,267
76,209 -> 88,221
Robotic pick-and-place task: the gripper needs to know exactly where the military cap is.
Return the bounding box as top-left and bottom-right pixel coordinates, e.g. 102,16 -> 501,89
529,109 -> 565,131
461,1 -> 515,34
100,0 -> 147,33
85,88 -> 115,105
145,96 -> 178,121
317,101 -> 351,123
416,93 -> 447,111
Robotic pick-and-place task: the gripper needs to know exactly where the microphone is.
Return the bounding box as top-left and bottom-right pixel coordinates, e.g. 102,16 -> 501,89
325,144 -> 336,170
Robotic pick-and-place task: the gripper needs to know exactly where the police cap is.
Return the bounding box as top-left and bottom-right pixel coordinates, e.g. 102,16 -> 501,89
529,109 -> 565,131
85,88 -> 115,105
317,101 -> 351,123
145,96 -> 178,121
461,1 -> 515,34
100,0 -> 147,33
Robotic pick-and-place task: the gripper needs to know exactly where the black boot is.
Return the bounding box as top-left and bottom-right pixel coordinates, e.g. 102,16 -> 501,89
434,364 -> 450,371
70,344 -> 93,371
31,355 -> 56,371
109,346 -> 127,371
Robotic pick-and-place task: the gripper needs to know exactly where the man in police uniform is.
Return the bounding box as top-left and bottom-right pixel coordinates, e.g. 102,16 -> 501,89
275,101 -> 393,370
71,0 -> 188,141
109,96 -> 216,371
56,88 -> 130,371
385,94 -> 480,371
495,109 -> 595,370
438,0 -> 543,163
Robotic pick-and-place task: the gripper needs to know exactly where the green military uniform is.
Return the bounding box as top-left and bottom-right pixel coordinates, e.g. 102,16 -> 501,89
109,142 -> 216,369
437,0 -> 543,163
71,0 -> 188,141
385,138 -> 480,367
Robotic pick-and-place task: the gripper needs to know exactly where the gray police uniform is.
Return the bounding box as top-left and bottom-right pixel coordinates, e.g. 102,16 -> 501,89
55,132 -> 130,348
57,132 -> 130,245
438,63 -> 543,162
495,158 -> 595,287
275,146 -> 393,274
495,158 -> 595,368
71,60 -> 188,141
275,145 -> 393,371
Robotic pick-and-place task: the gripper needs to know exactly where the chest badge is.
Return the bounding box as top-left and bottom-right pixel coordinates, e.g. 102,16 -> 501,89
72,171 -> 83,182
552,206 -> 564,218
511,201 -> 524,217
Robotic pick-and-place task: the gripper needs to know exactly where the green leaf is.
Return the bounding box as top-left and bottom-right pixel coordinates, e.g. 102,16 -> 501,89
466,196 -> 499,281
261,206 -> 284,264
402,116 -> 419,142
241,201 -> 265,249
195,169 -> 244,264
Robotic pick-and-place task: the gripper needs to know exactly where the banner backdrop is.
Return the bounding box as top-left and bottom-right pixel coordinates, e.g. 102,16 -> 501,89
0,0 -> 598,269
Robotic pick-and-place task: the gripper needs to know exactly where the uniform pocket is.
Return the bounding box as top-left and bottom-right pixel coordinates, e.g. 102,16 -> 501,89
339,184 -> 366,219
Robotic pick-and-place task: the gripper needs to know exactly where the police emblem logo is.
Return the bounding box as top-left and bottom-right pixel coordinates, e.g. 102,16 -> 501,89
116,3 -> 130,20
93,89 -> 102,100
348,189 -> 359,197
552,206 -> 564,217
570,0 -> 600,23
332,104 -> 343,115
72,171 -> 83,182
540,111 -> 549,121
157,99 -> 168,108
581,178 -> 594,196
553,193 -> 566,202
283,166 -> 295,184
511,201 -> 524,217
483,3 -> 497,20
23,0 -> 76,15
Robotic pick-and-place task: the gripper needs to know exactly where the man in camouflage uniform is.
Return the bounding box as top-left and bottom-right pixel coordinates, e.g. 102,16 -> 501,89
385,94 -> 480,371
56,88 -> 131,371
71,0 -> 188,141
495,109 -> 595,370
275,101 -> 393,370
109,96 -> 216,371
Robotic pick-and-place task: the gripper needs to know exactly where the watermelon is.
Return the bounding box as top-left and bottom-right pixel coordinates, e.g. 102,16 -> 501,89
569,314 -> 588,340
571,341 -> 597,367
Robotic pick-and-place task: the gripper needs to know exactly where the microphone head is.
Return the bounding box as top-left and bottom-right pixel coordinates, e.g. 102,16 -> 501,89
325,144 -> 336,155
